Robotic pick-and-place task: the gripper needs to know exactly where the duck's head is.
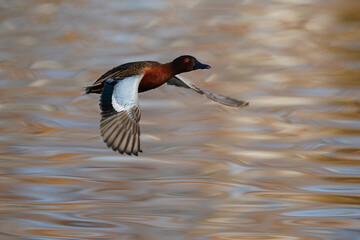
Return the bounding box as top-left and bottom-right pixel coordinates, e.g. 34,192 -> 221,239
172,55 -> 211,74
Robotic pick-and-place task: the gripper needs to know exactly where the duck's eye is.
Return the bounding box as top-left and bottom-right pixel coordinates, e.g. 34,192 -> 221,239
184,58 -> 190,63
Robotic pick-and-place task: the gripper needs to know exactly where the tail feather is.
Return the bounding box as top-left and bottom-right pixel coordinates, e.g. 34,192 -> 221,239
83,86 -> 92,94
83,85 -> 103,94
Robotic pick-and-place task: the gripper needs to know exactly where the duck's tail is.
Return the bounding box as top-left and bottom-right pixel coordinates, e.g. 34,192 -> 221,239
83,84 -> 102,94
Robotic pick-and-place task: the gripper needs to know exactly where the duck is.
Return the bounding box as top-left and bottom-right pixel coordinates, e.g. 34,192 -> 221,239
85,55 -> 248,156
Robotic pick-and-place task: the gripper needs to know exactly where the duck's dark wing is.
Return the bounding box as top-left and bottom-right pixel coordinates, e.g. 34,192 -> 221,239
99,75 -> 143,155
167,76 -> 249,108
84,61 -> 160,94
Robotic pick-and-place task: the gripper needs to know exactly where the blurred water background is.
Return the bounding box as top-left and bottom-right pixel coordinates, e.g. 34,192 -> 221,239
0,0 -> 360,239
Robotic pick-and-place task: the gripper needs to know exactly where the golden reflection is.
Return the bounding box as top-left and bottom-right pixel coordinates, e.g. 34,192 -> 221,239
254,192 -> 360,206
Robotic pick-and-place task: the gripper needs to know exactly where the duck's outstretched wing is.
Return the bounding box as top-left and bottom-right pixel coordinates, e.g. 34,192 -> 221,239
84,61 -> 160,94
99,75 -> 143,155
167,76 -> 249,108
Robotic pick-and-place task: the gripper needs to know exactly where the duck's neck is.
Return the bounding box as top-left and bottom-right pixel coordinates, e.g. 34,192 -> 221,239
162,62 -> 178,76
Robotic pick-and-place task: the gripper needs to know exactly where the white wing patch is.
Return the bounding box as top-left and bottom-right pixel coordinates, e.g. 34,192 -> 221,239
111,95 -> 126,112
111,74 -> 143,112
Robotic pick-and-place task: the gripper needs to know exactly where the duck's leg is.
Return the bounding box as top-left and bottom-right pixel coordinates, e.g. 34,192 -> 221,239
167,76 -> 248,108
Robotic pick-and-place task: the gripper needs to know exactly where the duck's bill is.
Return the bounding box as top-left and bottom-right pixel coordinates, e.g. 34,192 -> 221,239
193,60 -> 211,70
167,76 -> 249,108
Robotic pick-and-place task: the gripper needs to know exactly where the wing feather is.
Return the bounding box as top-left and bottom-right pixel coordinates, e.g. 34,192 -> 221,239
167,76 -> 249,108
99,76 -> 142,155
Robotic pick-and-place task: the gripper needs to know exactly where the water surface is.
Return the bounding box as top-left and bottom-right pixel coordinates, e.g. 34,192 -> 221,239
0,0 -> 360,239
